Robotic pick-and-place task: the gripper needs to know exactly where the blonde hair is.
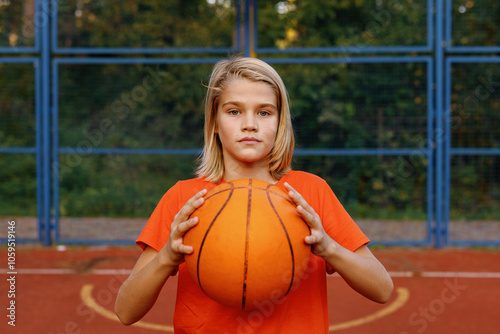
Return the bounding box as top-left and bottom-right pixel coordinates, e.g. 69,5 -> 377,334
196,57 -> 295,182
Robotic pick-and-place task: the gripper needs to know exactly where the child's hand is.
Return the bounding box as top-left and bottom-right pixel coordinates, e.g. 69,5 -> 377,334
161,189 -> 207,266
284,182 -> 337,259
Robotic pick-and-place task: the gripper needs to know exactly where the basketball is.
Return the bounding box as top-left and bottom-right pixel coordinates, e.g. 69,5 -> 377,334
184,178 -> 311,310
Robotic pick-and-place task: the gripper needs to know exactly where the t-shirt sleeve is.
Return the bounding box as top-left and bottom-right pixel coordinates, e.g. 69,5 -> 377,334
285,171 -> 369,253
136,182 -> 183,252
318,179 -> 370,252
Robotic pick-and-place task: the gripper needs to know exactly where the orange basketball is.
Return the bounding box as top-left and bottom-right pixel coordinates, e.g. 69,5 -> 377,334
184,178 -> 311,310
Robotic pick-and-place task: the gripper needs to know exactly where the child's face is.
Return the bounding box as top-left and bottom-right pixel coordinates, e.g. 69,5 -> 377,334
216,78 -> 279,170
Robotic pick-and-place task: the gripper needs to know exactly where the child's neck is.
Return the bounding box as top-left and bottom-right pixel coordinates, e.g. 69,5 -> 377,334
223,168 -> 277,184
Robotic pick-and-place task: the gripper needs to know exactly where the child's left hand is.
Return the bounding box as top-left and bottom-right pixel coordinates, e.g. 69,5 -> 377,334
285,182 -> 393,302
284,182 -> 338,259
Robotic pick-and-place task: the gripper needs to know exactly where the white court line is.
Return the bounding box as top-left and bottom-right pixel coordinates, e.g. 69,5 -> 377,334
387,271 -> 414,277
2,269 -> 500,278
329,271 -> 500,279
1,268 -> 78,275
0,268 -> 132,275
421,271 -> 500,278
92,269 -> 134,275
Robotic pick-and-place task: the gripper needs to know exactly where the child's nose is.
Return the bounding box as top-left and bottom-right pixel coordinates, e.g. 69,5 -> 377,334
242,113 -> 257,131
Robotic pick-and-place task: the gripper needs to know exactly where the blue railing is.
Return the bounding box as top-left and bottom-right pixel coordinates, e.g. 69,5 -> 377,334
0,57 -> 42,244
444,56 -> 500,247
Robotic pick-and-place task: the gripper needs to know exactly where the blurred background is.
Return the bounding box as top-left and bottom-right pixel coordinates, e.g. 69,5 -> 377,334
0,0 -> 499,247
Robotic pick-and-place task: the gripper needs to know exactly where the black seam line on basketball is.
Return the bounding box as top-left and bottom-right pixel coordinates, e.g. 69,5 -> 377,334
205,188 -> 234,200
266,184 -> 296,297
204,186 -> 254,201
197,182 -> 235,295
247,183 -> 295,206
256,188 -> 296,207
242,179 -> 252,309
268,189 -> 294,204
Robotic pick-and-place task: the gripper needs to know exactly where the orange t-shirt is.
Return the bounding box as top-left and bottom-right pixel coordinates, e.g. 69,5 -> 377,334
137,170 -> 369,333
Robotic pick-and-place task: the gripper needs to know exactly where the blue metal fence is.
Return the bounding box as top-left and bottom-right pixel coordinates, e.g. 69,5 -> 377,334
0,57 -> 42,244
444,57 -> 500,247
265,56 -> 435,247
1,0 -> 498,246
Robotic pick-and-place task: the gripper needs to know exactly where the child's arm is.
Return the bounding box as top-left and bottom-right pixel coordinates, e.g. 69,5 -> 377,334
114,189 -> 207,325
284,183 -> 393,304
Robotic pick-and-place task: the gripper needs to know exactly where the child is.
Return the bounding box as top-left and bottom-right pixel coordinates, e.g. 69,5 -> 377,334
115,57 -> 393,333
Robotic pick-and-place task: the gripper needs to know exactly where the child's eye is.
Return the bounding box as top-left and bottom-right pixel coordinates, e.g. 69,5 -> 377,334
258,110 -> 270,116
228,109 -> 240,115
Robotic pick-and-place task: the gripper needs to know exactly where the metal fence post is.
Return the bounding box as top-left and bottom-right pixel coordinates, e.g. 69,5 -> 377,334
41,0 -> 52,246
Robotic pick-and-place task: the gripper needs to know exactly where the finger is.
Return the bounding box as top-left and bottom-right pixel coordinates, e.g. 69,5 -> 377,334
174,218 -> 199,255
170,238 -> 194,255
283,182 -> 297,197
175,189 -> 207,222
304,234 -> 316,245
284,182 -> 301,205
176,216 -> 199,235
297,205 -> 312,221
284,182 -> 308,208
178,244 -> 194,255
187,189 -> 207,211
297,205 -> 320,229
170,216 -> 199,243
285,183 -> 317,219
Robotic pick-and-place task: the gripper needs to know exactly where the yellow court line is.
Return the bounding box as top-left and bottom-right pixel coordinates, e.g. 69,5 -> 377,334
329,287 -> 410,331
81,284 -> 409,332
80,284 -> 175,332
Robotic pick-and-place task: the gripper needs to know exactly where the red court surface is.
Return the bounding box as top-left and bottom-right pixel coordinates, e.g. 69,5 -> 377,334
1,246 -> 500,333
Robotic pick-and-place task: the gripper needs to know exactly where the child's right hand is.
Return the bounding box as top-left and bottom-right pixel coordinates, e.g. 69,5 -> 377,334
160,189 -> 207,267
